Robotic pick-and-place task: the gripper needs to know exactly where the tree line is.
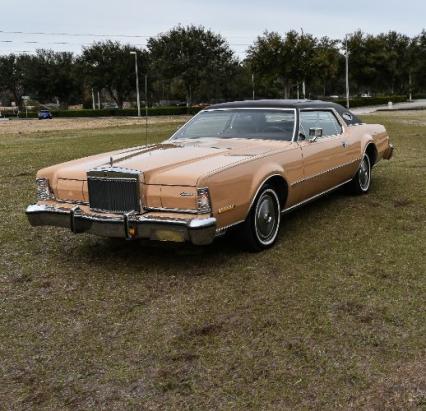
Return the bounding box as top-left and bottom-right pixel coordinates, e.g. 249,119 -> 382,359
0,25 -> 425,109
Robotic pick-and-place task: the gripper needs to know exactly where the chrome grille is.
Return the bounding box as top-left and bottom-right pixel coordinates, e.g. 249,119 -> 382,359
87,168 -> 141,213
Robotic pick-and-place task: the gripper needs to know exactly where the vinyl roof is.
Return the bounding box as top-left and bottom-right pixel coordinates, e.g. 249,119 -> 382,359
207,100 -> 363,126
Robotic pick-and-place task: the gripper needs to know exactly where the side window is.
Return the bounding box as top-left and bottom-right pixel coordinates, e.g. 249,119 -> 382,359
300,110 -> 343,138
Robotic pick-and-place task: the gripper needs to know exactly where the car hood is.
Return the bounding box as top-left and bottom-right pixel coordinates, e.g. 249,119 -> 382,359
41,138 -> 293,187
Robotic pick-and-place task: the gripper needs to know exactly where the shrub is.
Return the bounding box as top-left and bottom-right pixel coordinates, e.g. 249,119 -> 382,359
18,106 -> 202,119
16,96 -> 409,118
332,96 -> 407,108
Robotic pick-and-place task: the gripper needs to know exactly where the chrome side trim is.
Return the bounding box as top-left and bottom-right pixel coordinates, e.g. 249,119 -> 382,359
144,206 -> 199,214
290,158 -> 361,187
217,178 -> 352,233
216,220 -> 245,233
283,179 -> 352,214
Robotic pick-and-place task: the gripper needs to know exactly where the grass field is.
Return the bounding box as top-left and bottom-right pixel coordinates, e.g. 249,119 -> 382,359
1,112 -> 425,409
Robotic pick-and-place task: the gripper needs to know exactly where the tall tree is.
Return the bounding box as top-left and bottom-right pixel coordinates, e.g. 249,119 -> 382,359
0,54 -> 31,107
410,31 -> 426,94
313,37 -> 341,96
23,50 -> 81,106
246,31 -> 317,98
147,25 -> 238,106
80,41 -> 147,108
247,31 -> 290,98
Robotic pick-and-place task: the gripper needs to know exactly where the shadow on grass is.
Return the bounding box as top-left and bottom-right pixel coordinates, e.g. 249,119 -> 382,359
61,186 -> 352,276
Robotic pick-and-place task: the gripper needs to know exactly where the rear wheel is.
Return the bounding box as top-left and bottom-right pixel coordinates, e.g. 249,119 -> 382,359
238,185 -> 281,252
348,154 -> 372,194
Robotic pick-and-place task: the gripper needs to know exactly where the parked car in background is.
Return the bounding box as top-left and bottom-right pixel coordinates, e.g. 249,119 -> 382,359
26,100 -> 394,251
38,109 -> 53,120
102,102 -> 119,109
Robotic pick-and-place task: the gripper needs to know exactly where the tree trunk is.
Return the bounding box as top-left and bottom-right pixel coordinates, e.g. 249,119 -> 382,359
283,81 -> 289,99
185,84 -> 192,107
11,81 -> 20,108
108,87 -> 122,108
13,90 -> 22,110
409,71 -> 413,101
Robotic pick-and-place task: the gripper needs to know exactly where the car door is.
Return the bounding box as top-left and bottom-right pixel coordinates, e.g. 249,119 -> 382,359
297,109 -> 351,199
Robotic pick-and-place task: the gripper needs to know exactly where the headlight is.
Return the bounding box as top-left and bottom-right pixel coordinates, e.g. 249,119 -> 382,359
36,178 -> 55,200
197,187 -> 211,213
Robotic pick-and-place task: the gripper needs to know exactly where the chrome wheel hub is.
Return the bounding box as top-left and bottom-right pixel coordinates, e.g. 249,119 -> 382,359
255,191 -> 279,244
358,156 -> 371,191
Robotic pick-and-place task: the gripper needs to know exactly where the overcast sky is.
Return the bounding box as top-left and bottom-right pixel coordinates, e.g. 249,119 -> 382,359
1,0 -> 425,58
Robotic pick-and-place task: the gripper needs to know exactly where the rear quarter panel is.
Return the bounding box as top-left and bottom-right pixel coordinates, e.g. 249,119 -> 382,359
349,124 -> 390,162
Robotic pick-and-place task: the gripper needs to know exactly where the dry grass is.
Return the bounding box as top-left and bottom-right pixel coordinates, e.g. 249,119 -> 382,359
0,113 -> 425,410
0,115 -> 191,136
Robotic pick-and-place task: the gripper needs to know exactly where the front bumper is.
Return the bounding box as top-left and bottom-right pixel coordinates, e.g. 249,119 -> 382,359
26,204 -> 217,246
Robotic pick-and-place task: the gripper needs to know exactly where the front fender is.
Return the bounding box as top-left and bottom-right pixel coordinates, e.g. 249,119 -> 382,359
245,165 -> 287,216
199,159 -> 289,231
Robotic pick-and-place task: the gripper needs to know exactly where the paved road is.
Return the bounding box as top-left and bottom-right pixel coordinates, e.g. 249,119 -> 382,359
352,99 -> 426,115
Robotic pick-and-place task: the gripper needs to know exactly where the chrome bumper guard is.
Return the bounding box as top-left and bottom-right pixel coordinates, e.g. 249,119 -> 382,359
26,204 -> 217,246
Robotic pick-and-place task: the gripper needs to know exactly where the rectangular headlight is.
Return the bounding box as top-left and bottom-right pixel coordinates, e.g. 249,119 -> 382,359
36,178 -> 55,200
197,187 -> 211,214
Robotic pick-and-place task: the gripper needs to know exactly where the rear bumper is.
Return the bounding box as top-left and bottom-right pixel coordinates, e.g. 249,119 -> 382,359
383,143 -> 394,160
26,204 -> 217,246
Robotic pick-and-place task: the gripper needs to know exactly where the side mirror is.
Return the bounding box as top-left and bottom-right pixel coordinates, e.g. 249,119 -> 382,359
309,128 -> 323,142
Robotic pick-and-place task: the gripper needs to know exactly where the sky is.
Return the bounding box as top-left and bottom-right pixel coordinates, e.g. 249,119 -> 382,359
1,0 -> 425,58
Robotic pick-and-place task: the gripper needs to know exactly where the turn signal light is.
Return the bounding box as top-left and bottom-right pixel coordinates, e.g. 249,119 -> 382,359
197,188 -> 212,214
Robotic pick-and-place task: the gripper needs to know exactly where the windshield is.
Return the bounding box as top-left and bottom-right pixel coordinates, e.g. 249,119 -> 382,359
172,109 -> 296,141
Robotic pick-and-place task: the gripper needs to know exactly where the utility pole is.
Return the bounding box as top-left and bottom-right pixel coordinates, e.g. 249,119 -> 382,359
251,73 -> 255,100
300,28 -> 306,100
145,74 -> 148,145
91,88 -> 96,110
345,36 -> 350,109
130,51 -> 141,117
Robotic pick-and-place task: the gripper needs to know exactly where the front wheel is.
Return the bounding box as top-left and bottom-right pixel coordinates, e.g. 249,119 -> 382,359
348,154 -> 372,194
238,185 -> 281,252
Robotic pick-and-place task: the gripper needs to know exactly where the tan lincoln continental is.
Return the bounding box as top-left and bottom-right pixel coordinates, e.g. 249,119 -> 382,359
26,100 -> 394,251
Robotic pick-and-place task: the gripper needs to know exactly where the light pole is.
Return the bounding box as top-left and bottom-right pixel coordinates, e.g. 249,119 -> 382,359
130,51 -> 141,117
91,88 -> 96,110
251,73 -> 255,100
145,74 -> 148,145
345,36 -> 350,109
300,28 -> 306,99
